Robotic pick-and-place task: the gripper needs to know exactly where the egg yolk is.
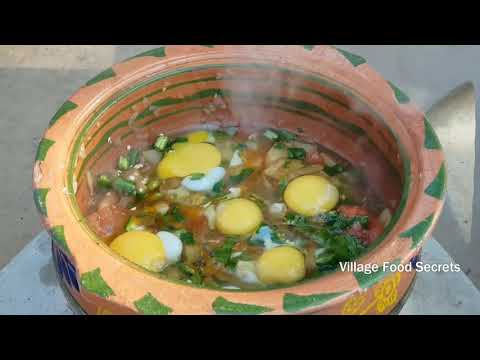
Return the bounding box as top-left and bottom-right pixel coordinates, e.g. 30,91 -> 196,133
256,246 -> 306,285
157,143 -> 221,179
283,175 -> 339,216
215,198 -> 263,235
187,130 -> 210,143
110,231 -> 166,272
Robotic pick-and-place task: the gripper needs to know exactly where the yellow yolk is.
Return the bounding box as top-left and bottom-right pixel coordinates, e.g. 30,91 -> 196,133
215,198 -> 263,236
283,175 -> 339,216
187,130 -> 210,143
256,246 -> 306,285
157,143 -> 222,179
110,231 -> 166,272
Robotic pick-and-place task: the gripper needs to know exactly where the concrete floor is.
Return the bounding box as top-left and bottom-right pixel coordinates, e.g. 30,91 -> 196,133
1,45 -> 478,286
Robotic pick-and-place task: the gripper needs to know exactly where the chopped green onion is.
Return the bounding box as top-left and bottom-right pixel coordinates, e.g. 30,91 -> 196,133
287,147 -> 306,160
154,134 -> 169,152
126,217 -> 145,232
97,174 -> 113,189
112,178 -> 137,196
263,129 -> 279,141
126,149 -> 140,167
117,156 -> 129,171
146,178 -> 161,192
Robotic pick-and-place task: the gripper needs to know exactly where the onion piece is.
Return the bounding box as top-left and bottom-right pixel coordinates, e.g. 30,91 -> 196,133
143,149 -> 162,165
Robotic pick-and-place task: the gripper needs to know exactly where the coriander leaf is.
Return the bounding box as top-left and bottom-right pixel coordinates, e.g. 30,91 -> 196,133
213,130 -> 230,140
278,178 -> 288,195
190,173 -> 205,180
229,168 -> 254,185
287,147 -> 306,161
177,263 -> 203,285
170,206 -> 185,222
213,237 -> 238,269
212,179 -> 225,194
323,164 -> 345,177
179,231 -> 195,245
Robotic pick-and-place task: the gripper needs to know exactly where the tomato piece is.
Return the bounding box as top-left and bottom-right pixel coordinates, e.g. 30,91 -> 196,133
87,205 -> 130,240
337,205 -> 370,217
338,205 -> 384,245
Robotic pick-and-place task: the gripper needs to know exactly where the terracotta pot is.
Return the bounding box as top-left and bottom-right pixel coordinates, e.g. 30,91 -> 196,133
33,45 -> 446,315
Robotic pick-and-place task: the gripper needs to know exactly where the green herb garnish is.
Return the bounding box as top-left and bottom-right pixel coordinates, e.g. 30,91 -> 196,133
190,173 -> 205,180
323,164 -> 345,177
154,134 -> 169,152
278,178 -> 288,195
177,263 -> 203,285
97,174 -> 113,189
179,231 -> 195,245
126,149 -> 140,167
213,237 -> 239,270
287,147 -> 306,161
170,206 -> 185,222
212,179 -> 225,194
112,178 -> 137,196
117,156 -> 129,171
229,168 -> 254,185
213,130 -> 230,141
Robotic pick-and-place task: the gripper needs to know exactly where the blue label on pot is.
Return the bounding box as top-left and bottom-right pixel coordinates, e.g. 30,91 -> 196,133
53,242 -> 80,292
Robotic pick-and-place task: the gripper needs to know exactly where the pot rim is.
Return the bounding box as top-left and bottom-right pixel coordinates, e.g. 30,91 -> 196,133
33,45 -> 446,315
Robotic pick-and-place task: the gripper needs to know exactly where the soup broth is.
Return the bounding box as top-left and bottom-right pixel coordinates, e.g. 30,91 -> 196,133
82,122 -> 399,290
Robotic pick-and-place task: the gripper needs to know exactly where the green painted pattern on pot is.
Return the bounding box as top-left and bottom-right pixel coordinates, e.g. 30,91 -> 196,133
400,214 -> 435,249
425,162 -> 446,199
303,45 -> 315,51
134,293 -> 172,315
334,47 -> 367,67
200,45 -> 215,48
33,188 -> 49,216
49,100 -> 78,127
283,292 -> 346,313
35,138 -> 55,162
80,268 -> 114,298
354,259 -> 401,289
212,296 -> 273,314
85,68 -> 116,87
424,117 -> 442,150
50,225 -> 70,256
130,47 -> 166,59
388,81 -> 410,104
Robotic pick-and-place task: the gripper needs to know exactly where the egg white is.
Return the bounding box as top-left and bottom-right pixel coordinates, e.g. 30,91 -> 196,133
235,261 -> 261,284
156,231 -> 183,264
181,166 -> 225,192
